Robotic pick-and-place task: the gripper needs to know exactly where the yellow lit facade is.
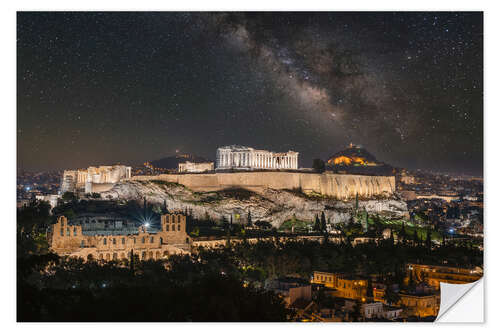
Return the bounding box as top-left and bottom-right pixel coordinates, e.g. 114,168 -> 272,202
407,263 -> 482,289
398,293 -> 439,317
313,271 -> 368,300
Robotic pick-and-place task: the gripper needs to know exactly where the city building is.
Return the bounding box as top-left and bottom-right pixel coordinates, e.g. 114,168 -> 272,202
60,165 -> 132,194
48,213 -> 191,261
361,302 -> 403,320
312,271 -> 368,300
216,145 -> 299,170
407,263 -> 483,288
398,291 -> 439,318
178,161 -> 214,173
266,277 -> 312,307
35,194 -> 60,209
17,199 -> 31,209
373,286 -> 386,303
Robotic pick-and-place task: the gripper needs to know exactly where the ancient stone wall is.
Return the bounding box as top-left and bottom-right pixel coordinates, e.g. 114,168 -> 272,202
131,172 -> 395,199
48,215 -> 191,261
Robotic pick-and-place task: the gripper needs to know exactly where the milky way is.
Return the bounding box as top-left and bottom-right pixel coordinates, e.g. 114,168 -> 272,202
17,12 -> 483,174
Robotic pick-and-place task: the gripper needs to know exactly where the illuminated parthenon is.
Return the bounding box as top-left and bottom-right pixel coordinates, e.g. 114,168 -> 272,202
216,145 -> 299,170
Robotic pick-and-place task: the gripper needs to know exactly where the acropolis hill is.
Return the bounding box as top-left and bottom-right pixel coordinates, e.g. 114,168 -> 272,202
98,145 -> 406,226
131,171 -> 395,200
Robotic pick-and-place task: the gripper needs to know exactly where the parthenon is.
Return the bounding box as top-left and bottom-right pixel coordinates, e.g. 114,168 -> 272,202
216,145 -> 299,170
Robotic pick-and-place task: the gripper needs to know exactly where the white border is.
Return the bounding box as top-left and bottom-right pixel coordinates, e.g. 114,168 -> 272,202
2,1 -> 497,332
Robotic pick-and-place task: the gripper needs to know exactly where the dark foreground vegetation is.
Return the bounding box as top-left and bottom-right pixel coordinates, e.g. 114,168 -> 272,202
18,254 -> 291,321
17,201 -> 482,322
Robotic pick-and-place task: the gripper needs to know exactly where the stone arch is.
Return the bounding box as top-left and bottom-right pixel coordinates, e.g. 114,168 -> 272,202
120,252 -> 126,259
112,252 -> 118,260
99,253 -> 103,260
155,251 -> 160,260
148,251 -> 153,259
141,251 -> 146,260
105,253 -> 110,261
163,251 -> 169,257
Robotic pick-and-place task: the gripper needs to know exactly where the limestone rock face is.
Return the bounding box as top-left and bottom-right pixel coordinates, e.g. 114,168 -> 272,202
100,180 -> 409,227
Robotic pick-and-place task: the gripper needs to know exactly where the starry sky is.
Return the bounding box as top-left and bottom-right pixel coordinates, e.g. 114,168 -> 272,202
17,12 -> 483,174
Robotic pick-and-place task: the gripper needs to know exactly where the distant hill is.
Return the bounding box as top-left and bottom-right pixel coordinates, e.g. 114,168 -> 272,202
150,154 -> 210,170
326,143 -> 394,176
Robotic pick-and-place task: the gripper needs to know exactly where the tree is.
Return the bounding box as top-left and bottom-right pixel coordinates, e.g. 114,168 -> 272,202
130,249 -> 135,273
221,215 -> 228,227
17,201 -> 52,257
399,222 -> 407,244
408,269 -> 416,289
62,191 -> 76,202
383,286 -> 401,306
355,193 -> 359,212
312,158 -> 325,173
351,301 -> 362,322
313,214 -> 321,232
413,229 -> 419,246
366,279 -> 373,298
389,228 -> 395,246
425,229 -> 432,249
362,210 -> 369,233
190,227 -> 200,237
320,211 -> 327,233
255,221 -> 271,230
225,225 -> 232,248
247,211 -> 253,228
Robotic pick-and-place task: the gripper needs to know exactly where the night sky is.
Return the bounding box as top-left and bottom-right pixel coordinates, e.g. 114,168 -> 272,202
17,12 -> 483,174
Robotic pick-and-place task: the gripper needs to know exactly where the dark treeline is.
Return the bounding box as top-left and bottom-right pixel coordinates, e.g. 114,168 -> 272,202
18,238 -> 482,321
18,253 -> 291,321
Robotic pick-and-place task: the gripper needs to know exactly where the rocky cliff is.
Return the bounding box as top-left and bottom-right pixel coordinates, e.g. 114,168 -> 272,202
100,179 -> 408,227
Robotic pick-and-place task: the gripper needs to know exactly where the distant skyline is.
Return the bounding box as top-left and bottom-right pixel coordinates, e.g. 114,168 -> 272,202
17,12 -> 483,174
